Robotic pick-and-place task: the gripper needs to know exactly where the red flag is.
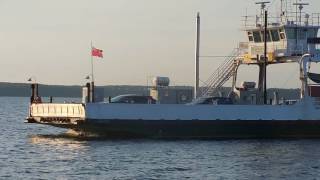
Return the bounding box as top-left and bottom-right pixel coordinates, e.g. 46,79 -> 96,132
91,47 -> 103,58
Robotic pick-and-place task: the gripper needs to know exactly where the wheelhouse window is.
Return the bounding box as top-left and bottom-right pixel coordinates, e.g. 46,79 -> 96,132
270,29 -> 280,41
286,28 -> 307,40
307,28 -> 319,38
261,30 -> 271,42
247,31 -> 254,42
279,28 -> 286,39
298,29 -> 307,40
253,31 -> 262,43
285,28 -> 297,39
308,29 -> 317,38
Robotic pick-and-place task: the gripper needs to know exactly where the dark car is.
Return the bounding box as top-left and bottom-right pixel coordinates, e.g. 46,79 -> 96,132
110,94 -> 156,104
190,97 -> 233,105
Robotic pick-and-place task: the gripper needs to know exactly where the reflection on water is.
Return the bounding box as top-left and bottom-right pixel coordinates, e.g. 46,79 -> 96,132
29,134 -> 88,150
28,131 -> 89,163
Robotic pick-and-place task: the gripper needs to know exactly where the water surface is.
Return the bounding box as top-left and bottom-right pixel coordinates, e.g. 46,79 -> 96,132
0,97 -> 320,179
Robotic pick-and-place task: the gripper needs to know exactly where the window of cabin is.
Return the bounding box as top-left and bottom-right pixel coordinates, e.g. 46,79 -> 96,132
253,31 -> 262,42
261,30 -> 271,42
248,31 -> 254,42
271,29 -> 280,41
298,29 -> 307,39
279,28 -> 286,39
286,28 -> 297,39
307,29 -> 316,38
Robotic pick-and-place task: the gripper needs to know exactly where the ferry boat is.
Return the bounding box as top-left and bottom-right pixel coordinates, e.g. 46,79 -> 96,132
26,1 -> 320,138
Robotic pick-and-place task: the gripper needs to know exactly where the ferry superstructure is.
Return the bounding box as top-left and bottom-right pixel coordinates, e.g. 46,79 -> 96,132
26,1 -> 320,138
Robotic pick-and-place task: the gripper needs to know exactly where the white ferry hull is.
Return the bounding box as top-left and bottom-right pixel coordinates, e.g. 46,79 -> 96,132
27,97 -> 320,138
85,97 -> 320,121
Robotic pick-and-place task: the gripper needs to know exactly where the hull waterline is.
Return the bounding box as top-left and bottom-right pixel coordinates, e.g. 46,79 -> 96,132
28,118 -> 320,139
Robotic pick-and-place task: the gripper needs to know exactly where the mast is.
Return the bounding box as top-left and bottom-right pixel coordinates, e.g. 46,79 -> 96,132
280,0 -> 283,15
263,10 -> 268,104
194,12 -> 200,99
293,2 -> 309,52
280,0 -> 285,23
292,2 -> 309,25
256,1 -> 270,25
255,1 -> 269,104
90,41 -> 95,103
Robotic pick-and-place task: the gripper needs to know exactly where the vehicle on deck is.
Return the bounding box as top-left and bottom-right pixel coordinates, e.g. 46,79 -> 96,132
110,94 -> 156,104
189,97 -> 233,105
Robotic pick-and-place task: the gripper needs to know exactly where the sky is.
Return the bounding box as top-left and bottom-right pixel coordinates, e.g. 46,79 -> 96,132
0,0 -> 319,88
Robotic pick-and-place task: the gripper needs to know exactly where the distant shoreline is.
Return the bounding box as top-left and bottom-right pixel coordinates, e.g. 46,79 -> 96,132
0,82 -> 300,99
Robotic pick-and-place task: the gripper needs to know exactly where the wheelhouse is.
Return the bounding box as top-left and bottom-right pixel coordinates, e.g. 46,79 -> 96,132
241,2 -> 320,64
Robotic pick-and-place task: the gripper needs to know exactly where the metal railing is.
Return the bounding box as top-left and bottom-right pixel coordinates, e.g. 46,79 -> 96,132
30,103 -> 85,118
199,49 -> 240,97
243,12 -> 320,29
311,13 -> 320,26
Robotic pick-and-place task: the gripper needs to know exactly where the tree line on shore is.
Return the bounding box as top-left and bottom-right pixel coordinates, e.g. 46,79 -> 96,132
0,82 -> 300,99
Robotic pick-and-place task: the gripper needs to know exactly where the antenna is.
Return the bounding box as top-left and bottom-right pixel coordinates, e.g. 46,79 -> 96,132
280,0 -> 283,14
255,1 -> 270,10
255,1 -> 270,25
280,0 -> 285,23
293,1 -> 309,25
244,8 -> 248,28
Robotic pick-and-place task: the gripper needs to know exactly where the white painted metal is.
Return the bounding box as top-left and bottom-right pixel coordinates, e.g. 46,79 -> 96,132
299,54 -> 311,98
152,77 -> 170,87
30,103 -> 85,118
85,97 -> 320,120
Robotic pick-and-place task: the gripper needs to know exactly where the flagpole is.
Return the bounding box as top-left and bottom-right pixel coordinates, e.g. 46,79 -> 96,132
90,41 -> 95,102
90,41 -> 95,82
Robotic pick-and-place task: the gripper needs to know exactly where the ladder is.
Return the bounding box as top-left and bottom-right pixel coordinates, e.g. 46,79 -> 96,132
199,49 -> 240,97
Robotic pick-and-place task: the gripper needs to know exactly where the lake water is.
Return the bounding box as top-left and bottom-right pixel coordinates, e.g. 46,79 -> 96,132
1,97 -> 320,179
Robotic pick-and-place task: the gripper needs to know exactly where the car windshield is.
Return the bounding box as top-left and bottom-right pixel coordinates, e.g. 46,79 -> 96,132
110,95 -> 155,104
188,97 -> 233,105
187,97 -> 210,105
110,95 -> 131,103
